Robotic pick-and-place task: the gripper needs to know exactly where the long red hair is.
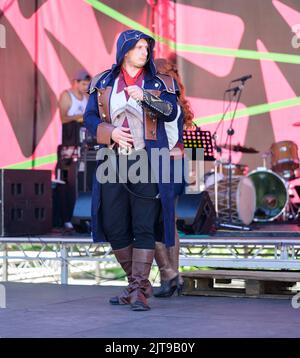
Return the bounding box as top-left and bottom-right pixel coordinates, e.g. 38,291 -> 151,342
154,58 -> 194,129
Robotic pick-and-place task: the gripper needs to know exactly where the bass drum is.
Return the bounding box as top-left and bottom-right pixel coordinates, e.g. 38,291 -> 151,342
206,176 -> 256,225
247,169 -> 288,222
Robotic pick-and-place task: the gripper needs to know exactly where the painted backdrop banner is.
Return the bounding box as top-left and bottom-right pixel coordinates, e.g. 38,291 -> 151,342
1,0 -> 300,172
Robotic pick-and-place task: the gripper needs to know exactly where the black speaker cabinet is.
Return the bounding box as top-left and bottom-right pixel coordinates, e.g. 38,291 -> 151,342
71,192 -> 92,233
72,192 -> 92,224
0,169 -> 52,236
176,191 -> 216,234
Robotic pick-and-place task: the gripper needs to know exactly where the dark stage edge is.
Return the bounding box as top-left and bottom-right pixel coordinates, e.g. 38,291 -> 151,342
0,282 -> 299,338
45,222 -> 300,238
185,223 -> 300,238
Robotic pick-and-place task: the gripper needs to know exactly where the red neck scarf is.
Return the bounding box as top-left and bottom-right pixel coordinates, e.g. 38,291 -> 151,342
121,67 -> 144,86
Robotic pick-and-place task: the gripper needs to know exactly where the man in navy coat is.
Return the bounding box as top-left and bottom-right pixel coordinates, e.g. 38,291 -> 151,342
84,30 -> 181,311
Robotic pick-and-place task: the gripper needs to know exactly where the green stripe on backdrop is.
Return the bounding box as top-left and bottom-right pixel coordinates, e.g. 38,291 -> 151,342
85,0 -> 300,64
3,153 -> 57,170
193,96 -> 300,126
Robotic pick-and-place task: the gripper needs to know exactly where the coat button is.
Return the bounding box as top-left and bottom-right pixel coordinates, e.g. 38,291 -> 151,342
151,130 -> 155,135
152,118 -> 156,123
98,102 -> 103,106
102,113 -> 106,118
155,83 -> 159,87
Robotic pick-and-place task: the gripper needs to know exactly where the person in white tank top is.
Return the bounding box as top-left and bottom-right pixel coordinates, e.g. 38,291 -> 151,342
57,69 -> 91,231
59,69 -> 91,144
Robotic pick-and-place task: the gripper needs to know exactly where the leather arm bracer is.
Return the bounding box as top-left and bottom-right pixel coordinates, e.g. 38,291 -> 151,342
142,90 -> 173,116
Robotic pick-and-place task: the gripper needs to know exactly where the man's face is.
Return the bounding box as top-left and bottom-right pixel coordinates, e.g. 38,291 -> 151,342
75,80 -> 90,94
124,38 -> 149,68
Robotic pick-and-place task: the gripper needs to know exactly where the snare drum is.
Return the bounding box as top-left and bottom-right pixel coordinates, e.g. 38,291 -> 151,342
271,141 -> 299,180
222,163 -> 249,177
247,168 -> 288,222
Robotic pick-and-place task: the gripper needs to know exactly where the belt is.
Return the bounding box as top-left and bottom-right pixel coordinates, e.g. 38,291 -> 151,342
114,145 -> 146,156
117,146 -> 133,156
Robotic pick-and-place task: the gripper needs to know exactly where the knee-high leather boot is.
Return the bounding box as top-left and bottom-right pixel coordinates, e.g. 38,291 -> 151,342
130,248 -> 154,311
167,229 -> 184,290
109,245 -> 133,305
154,242 -> 179,298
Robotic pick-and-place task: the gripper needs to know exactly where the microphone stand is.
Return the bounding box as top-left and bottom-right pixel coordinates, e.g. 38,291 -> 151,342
228,86 -> 242,223
212,89 -> 239,227
219,80 -> 251,231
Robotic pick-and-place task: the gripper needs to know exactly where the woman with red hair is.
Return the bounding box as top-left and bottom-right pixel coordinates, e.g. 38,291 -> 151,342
154,58 -> 196,297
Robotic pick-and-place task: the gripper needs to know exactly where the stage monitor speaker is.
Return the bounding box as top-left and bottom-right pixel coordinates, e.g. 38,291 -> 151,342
77,160 -> 96,192
176,191 -> 216,234
0,169 -> 52,236
72,192 -> 92,231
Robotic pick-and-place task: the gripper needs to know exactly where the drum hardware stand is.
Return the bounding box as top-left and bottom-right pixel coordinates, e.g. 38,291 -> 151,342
284,184 -> 300,221
261,151 -> 271,169
218,221 -> 251,231
213,80 -> 252,231
213,160 -> 222,217
213,171 -> 251,230
284,201 -> 298,220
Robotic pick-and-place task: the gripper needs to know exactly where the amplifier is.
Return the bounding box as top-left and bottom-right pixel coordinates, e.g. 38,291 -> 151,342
0,169 -> 52,236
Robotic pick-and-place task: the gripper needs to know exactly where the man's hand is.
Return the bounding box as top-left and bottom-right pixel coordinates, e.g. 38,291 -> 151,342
125,86 -> 144,101
111,127 -> 133,148
76,116 -> 84,123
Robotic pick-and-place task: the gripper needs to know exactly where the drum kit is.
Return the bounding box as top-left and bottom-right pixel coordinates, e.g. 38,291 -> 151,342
205,132 -> 300,227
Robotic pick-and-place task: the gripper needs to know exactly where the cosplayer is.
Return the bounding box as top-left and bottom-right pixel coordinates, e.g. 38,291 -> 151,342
84,30 -> 181,311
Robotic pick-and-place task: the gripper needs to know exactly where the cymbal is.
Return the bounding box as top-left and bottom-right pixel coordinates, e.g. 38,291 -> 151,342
220,143 -> 259,153
292,121 -> 300,126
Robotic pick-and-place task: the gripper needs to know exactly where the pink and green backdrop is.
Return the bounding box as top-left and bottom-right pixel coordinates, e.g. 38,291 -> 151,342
1,0 -> 300,172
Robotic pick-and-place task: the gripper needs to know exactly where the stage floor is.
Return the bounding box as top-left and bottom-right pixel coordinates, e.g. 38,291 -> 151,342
0,282 -> 299,338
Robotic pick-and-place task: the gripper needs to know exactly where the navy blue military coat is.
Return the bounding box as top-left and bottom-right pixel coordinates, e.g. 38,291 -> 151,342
84,30 -> 181,247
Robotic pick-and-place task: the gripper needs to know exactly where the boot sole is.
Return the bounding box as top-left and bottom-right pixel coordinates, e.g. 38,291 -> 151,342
153,286 -> 177,298
131,305 -> 151,311
131,300 -> 151,311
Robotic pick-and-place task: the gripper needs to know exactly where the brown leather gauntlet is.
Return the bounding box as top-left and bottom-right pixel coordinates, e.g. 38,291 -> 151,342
96,122 -> 115,145
142,90 -> 173,116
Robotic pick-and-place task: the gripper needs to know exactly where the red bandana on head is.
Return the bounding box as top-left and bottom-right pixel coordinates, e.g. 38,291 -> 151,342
121,66 -> 144,86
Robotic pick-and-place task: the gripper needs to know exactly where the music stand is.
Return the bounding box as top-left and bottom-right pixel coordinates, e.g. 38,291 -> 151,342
182,128 -> 215,196
183,129 -> 215,161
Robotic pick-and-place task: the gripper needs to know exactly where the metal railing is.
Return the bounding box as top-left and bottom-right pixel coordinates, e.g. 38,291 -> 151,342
1,236 -> 300,284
